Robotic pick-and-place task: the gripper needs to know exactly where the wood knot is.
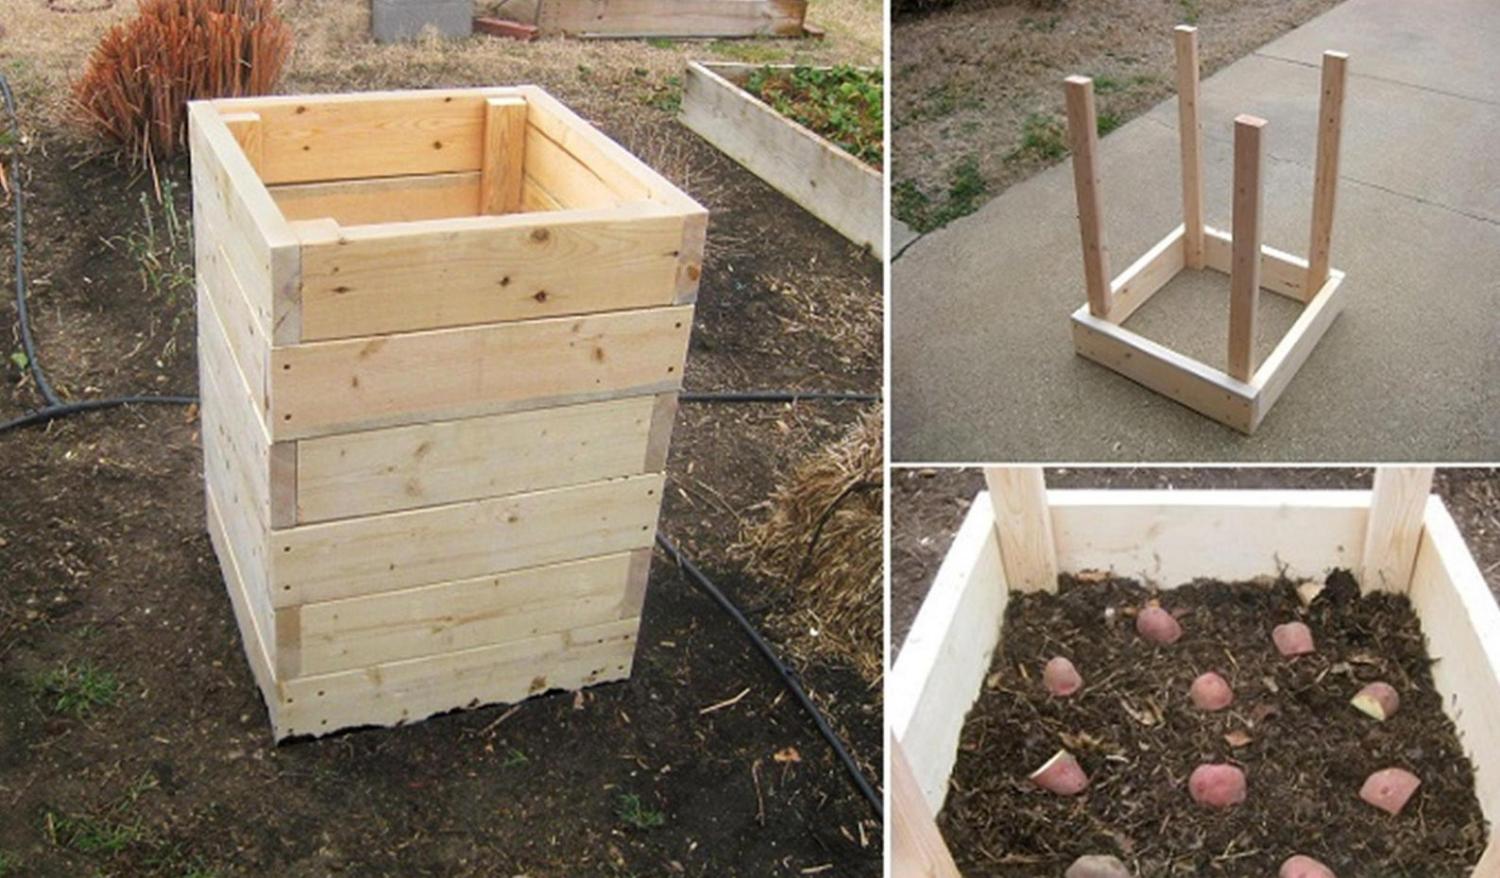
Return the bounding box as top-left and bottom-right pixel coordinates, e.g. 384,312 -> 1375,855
530,228 -> 550,244
533,290 -> 548,303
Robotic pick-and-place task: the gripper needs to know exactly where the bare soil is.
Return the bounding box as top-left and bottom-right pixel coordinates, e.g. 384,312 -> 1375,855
891,0 -> 1344,232
943,571 -> 1487,875
0,3 -> 882,875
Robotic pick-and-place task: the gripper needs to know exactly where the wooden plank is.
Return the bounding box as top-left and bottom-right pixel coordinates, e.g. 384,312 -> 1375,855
1308,51 -> 1349,296
675,209 -> 708,304
268,172 -> 481,225
523,124 -> 627,210
643,392 -> 678,472
1174,26 -> 1206,269
1408,497 -> 1500,827
678,62 -> 881,257
296,204 -> 686,341
198,278 -> 272,532
1049,488 -> 1370,587
537,0 -> 807,39
205,480 -> 281,729
194,194 -> 270,418
295,395 -> 661,523
1228,114 -> 1266,382
889,496 -> 1007,815
523,174 -> 567,212
276,617 -> 638,739
891,734 -> 963,878
269,305 -> 691,440
1248,269 -> 1347,427
1202,226 -> 1312,301
291,551 -> 642,676
1071,308 -> 1257,433
1064,76 -> 1111,318
220,111 -> 263,175
1359,467 -> 1435,593
984,467 -> 1058,593
269,473 -> 664,606
480,97 -> 527,214
1106,224 -> 1185,325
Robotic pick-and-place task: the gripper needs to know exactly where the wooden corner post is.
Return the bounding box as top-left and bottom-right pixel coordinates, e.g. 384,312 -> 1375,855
984,466 -> 1058,593
1174,25 -> 1205,269
1227,114 -> 1265,382
479,96 -> 527,215
1307,51 -> 1348,297
1064,76 -> 1111,318
1361,466 -> 1435,594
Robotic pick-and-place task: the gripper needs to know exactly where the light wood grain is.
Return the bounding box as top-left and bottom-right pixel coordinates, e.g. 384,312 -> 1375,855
1360,467 -> 1435,593
1064,76 -> 1111,318
1202,225 -> 1312,301
269,305 -> 692,440
294,395 -> 662,523
984,467 -> 1058,593
1106,224 -> 1185,325
1307,51 -> 1349,296
480,97 -> 527,214
1174,26 -> 1205,269
221,111 -> 263,174
205,480 -> 281,729
891,734 -> 963,878
537,0 -> 807,37
194,198 -> 270,418
1249,268 -> 1347,428
269,172 -> 481,224
1228,114 -> 1266,382
269,474 -> 665,606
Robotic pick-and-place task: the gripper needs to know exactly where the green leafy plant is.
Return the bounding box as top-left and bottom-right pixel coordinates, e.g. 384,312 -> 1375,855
33,660 -> 121,717
502,748 -> 529,767
744,65 -> 883,169
1009,112 -> 1067,162
1097,111 -> 1123,135
47,812 -> 143,856
9,351 -> 27,371
615,793 -> 666,830
892,155 -> 988,233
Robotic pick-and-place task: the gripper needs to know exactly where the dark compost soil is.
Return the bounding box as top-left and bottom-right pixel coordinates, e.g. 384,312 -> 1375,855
938,571 -> 1488,877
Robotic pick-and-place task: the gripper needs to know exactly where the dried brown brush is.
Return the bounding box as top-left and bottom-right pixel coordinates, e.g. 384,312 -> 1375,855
735,409 -> 883,684
72,0 -> 292,165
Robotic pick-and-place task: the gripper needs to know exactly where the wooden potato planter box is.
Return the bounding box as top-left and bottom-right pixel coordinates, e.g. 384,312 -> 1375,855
189,86 -> 706,740
890,467 -> 1500,875
680,61 -> 882,257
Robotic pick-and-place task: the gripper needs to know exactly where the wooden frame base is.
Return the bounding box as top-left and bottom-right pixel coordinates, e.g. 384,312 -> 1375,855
1069,223 -> 1348,434
889,467 -> 1500,875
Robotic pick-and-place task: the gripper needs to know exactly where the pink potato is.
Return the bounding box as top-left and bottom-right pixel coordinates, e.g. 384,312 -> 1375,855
1136,606 -> 1182,645
1360,767 -> 1421,816
1065,854 -> 1132,878
1272,621 -> 1316,656
1189,672 -> 1234,711
1029,749 -> 1089,795
1188,763 -> 1246,808
1351,681 -> 1400,721
1279,855 -> 1336,878
1044,657 -> 1084,697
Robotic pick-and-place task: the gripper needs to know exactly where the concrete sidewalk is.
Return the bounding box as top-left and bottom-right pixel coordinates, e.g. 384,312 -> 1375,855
891,0 -> 1499,462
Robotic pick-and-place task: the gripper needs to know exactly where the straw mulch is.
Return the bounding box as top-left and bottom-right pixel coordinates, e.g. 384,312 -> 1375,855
736,408 -> 883,684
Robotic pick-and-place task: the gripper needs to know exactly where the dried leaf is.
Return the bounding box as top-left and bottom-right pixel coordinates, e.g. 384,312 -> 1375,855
773,746 -> 802,764
1224,729 -> 1253,748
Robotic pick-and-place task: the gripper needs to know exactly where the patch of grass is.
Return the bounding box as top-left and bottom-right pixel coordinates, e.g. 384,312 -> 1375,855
645,37 -> 674,49
502,747 -> 529,768
615,793 -> 666,830
0,850 -> 18,876
1020,14 -> 1061,32
1009,112 -> 1067,163
641,74 -> 682,113
744,65 -> 882,168
705,39 -> 788,64
1092,74 -> 1126,94
1097,111 -> 1123,135
1179,0 -> 1201,24
32,660 -> 121,717
47,812 -> 143,856
892,155 -> 989,233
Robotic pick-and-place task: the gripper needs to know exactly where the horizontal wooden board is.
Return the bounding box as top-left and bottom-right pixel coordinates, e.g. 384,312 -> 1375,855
269,171 -> 482,224
1107,224 -> 1185,324
1049,489 -> 1370,586
270,473 -> 664,606
297,204 -> 685,340
290,550 -> 646,676
537,0 -> 807,38
525,123 -> 625,210
269,305 -> 692,439
295,395 -> 663,523
1250,269 -> 1347,424
1202,225 -> 1315,302
276,617 -> 638,739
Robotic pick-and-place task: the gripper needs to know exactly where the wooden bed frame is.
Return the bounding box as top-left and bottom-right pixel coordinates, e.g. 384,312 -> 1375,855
1067,27 -> 1350,434
889,467 -> 1500,876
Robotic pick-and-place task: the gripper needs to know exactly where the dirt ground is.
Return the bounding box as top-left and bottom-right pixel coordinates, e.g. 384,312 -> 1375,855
891,0 -> 1343,232
0,2 -> 882,875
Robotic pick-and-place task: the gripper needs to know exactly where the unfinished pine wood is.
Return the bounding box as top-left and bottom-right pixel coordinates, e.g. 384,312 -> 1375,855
889,496 -> 1007,815
288,551 -> 645,676
294,395 -> 662,523
1249,268 -> 1347,425
1174,26 -> 1206,269
480,97 -> 527,214
892,734 -> 964,878
194,199 -> 270,417
205,480 -> 280,728
1228,114 -> 1266,382
1360,467 -> 1435,593
198,278 -> 272,533
296,204 -> 686,340
277,618 -> 639,739
1071,308 -> 1256,432
268,172 -> 482,225
1202,226 -> 1312,301
221,111 -> 264,175
1307,51 -> 1349,296
269,305 -> 692,440
525,121 -> 630,210
1106,224 -> 1185,324
985,466 -> 1058,593
536,0 -> 807,37
270,474 -> 664,606
1065,76 -> 1111,318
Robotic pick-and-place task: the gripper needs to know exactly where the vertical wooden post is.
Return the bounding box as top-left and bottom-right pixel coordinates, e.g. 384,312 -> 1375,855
984,466 -> 1058,593
891,734 -> 963,878
1174,25 -> 1205,269
1360,466 -> 1435,593
1227,114 -> 1265,382
1064,76 -> 1111,318
1306,51 -> 1349,298
479,96 -> 527,215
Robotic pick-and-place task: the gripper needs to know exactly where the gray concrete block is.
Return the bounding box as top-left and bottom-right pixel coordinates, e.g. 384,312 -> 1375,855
372,0 -> 473,43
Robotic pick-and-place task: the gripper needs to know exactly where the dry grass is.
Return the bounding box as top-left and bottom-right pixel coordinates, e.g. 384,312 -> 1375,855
735,407 -> 883,684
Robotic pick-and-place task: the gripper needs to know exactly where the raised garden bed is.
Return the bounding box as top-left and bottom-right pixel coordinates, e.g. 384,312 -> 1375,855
890,467 -> 1500,876
681,61 -> 883,257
